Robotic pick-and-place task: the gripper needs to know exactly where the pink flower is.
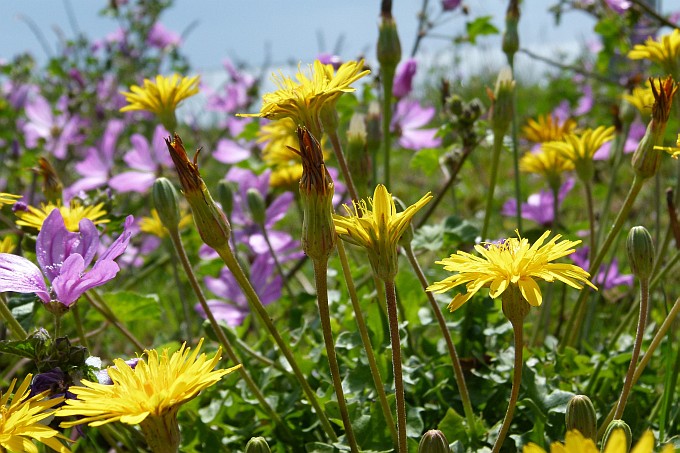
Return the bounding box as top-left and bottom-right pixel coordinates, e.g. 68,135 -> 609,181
391,99 -> 441,150
393,58 -> 417,98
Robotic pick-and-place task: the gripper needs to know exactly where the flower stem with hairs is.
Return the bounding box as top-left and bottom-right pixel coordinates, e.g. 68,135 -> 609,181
481,132 -> 503,240
384,279 -> 407,453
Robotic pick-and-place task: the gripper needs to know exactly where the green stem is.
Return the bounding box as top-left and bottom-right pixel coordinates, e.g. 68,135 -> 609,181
584,178 -> 597,261
563,175 -> 645,350
72,304 -> 89,351
492,319 -> 523,453
384,278 -> 407,453
53,313 -> 62,339
0,293 -> 28,340
482,132 -> 504,240
552,185 -> 560,231
166,230 -> 292,440
403,245 -> 477,435
337,240 -> 399,447
596,122 -> 630,247
651,249 -> 680,290
382,70 -> 395,188
214,243 -> 338,442
328,128 -> 359,203
509,60 -> 522,233
614,277 -> 649,419
168,243 -> 193,341
84,291 -> 145,351
312,258 -> 360,452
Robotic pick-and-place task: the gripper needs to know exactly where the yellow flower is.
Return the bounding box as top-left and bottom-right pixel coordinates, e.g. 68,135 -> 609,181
654,133 -> 680,158
0,236 -> 16,254
542,126 -> 616,181
242,59 -> 370,137
58,339 -> 240,428
120,74 -> 200,131
427,230 -> 596,312
259,118 -> 304,187
522,114 -> 576,143
0,193 -> 21,209
15,201 -> 109,232
0,374 -> 71,453
524,429 -> 674,453
628,29 -> 680,76
139,209 -> 192,238
334,184 -> 432,280
520,147 -> 574,192
622,82 -> 655,117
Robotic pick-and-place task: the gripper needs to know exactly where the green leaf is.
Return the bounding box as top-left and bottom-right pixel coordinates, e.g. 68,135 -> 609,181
438,407 -> 467,444
412,223 -> 444,252
87,291 -> 161,325
464,16 -> 499,44
410,148 -> 446,176
443,215 -> 479,247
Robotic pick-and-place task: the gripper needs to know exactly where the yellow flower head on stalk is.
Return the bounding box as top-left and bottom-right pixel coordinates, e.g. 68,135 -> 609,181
58,339 -> 240,428
522,114 -> 577,143
542,126 -> 616,182
334,184 -> 432,280
628,28 -> 680,76
654,133 -> 680,158
15,201 -> 109,232
524,429 -> 674,453
242,59 -> 370,137
0,193 -> 21,209
259,118 -> 304,187
622,82 -> 655,118
427,230 -> 596,312
120,74 -> 200,131
0,374 -> 71,453
520,147 -> 575,192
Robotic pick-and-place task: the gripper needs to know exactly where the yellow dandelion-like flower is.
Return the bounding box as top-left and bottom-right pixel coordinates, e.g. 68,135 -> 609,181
259,118 -> 303,187
524,429 -> 674,453
654,133 -> 680,158
242,59 -> 370,137
542,126 -> 616,181
0,374 -> 71,453
0,236 -> 16,254
139,209 -> 192,238
334,184 -> 432,280
622,82 -> 655,117
120,74 -> 200,131
58,339 -> 240,428
520,147 -> 575,192
0,193 -> 21,209
427,230 -> 596,312
628,29 -> 680,76
15,201 -> 109,232
522,114 -> 577,143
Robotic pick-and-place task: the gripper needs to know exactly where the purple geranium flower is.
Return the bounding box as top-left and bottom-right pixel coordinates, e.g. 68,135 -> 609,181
594,120 -> 645,160
605,0 -> 632,14
23,95 -> 85,159
109,125 -> 172,193
393,58 -> 417,98
0,210 -> 134,307
571,247 -> 633,290
205,59 -> 256,115
391,99 -> 442,150
147,22 -> 181,49
502,178 -> 575,227
198,252 -> 282,326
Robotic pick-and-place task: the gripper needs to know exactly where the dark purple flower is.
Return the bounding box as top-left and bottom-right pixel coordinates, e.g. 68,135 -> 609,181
502,178 -> 575,226
147,22 -> 181,49
393,58 -> 417,98
571,247 -> 633,290
391,99 -> 441,150
0,210 -> 134,307
23,95 -> 85,159
198,252 -> 281,326
29,368 -> 74,400
442,0 -> 462,11
316,52 -> 343,69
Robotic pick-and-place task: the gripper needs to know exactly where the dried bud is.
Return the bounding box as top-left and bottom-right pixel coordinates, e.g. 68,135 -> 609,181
246,188 -> 266,227
601,420 -> 632,453
377,0 -> 402,77
418,429 -> 449,453
152,177 -> 181,233
565,394 -> 597,441
245,436 -> 272,453
165,134 -> 231,250
627,226 -> 654,281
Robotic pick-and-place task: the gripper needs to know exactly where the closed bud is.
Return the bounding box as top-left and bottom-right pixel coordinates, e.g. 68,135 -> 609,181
502,0 -> 520,59
347,113 -> 370,198
627,226 -> 654,280
489,67 -> 515,136
152,177 -> 181,233
565,394 -> 597,441
366,101 -> 382,153
245,436 -> 272,453
601,420 -> 632,453
418,429 -> 449,453
217,180 -> 234,217
377,1 -> 402,75
246,188 -> 267,227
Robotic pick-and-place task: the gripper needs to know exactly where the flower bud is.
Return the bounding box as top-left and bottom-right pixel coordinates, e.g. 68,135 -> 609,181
600,420 -> 632,453
627,226 -> 654,281
366,101 -> 382,154
488,67 -> 515,136
246,188 -> 267,227
216,180 -> 234,218
347,113 -> 370,198
377,1 -> 402,76
565,394 -> 597,441
502,0 -> 520,60
245,436 -> 272,453
418,429 -> 449,453
152,177 -> 181,233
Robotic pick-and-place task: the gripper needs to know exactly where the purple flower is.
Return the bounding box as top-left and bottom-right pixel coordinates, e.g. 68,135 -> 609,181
571,247 -> 633,290
393,58 -> 418,98
442,0 -> 462,11
23,95 -> 85,159
502,178 -> 575,227
198,252 -> 282,326
147,22 -> 181,49
0,210 -> 134,307
205,59 -> 256,115
212,138 -> 252,164
316,52 -> 343,69
109,125 -> 173,193
391,99 -> 442,150
604,0 -> 632,14
593,120 -> 645,160
95,358 -> 140,385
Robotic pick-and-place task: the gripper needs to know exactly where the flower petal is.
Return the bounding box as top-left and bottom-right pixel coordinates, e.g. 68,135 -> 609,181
0,253 -> 50,303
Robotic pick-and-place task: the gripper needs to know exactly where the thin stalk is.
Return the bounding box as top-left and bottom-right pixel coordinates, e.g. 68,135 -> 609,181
563,175 -> 645,350
120,255 -> 171,291
403,245 -> 477,435
312,258 -> 360,453
327,128 -> 359,203
0,293 -> 28,340
84,291 -> 145,351
551,185 -> 560,230
384,279 -> 407,453
166,230 -> 292,440
598,296 -> 680,437
260,226 -> 295,299
614,277 -> 649,419
508,59 -> 522,232
337,240 -> 399,447
382,71 -> 395,188
596,122 -> 630,247
492,320 -> 524,453
651,250 -> 680,289
481,133 -> 504,240
214,243 -> 338,442
168,244 -> 193,341
72,304 -> 89,351
584,178 -> 597,261
410,0 -> 430,57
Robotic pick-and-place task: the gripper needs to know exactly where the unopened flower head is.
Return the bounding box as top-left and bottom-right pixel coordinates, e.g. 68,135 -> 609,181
15,200 -> 109,232
522,114 -> 576,144
628,29 -> 680,76
427,230 -> 596,312
542,126 -> 616,182
120,74 -> 200,131
0,374 -> 71,453
520,147 -> 575,192
334,184 -> 432,280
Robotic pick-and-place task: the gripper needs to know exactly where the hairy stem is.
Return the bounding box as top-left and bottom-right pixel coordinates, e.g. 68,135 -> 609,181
384,279 -> 407,453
